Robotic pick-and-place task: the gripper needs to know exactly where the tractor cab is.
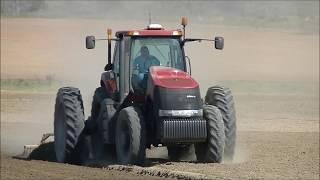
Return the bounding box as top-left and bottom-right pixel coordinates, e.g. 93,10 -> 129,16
86,21 -> 223,104
114,24 -> 187,96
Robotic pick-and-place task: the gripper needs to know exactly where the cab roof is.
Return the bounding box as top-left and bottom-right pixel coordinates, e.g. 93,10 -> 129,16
115,24 -> 182,38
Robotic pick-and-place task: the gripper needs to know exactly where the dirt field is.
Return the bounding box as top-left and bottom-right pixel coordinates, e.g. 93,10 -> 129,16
1,18 -> 319,179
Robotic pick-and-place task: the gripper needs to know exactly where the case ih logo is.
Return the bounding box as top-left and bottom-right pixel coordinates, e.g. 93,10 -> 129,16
186,95 -> 196,98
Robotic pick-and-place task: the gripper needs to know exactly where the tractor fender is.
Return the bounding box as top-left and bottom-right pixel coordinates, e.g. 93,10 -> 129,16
100,71 -> 117,94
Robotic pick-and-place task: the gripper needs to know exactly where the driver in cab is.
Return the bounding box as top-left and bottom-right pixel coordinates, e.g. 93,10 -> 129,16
133,46 -> 160,73
132,46 -> 160,91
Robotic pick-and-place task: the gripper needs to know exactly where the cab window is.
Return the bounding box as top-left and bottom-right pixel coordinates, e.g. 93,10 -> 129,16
113,41 -> 120,74
113,41 -> 120,90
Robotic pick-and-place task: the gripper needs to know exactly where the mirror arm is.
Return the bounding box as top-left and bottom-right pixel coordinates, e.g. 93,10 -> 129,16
95,38 -> 119,41
183,38 -> 215,44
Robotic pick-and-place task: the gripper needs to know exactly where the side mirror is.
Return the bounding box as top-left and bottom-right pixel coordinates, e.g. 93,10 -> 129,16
86,36 -> 95,49
214,36 -> 224,50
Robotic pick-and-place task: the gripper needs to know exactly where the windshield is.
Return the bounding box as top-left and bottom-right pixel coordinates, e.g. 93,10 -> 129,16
130,37 -> 184,72
130,37 -> 184,92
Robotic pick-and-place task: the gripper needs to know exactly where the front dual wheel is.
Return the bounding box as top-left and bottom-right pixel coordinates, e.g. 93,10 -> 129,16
195,105 -> 225,163
205,86 -> 237,160
115,106 -> 146,165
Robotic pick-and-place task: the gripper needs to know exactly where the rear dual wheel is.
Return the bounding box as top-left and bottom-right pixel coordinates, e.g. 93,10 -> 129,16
89,87 -> 112,160
54,87 -> 87,163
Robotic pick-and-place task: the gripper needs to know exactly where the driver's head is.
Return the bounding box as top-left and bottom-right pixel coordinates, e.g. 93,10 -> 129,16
141,46 -> 149,57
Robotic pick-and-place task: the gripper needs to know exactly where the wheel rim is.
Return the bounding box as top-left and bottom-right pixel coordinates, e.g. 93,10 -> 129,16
54,103 -> 66,162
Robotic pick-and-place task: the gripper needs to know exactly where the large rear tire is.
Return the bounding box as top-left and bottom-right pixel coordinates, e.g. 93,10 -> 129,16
89,86 -> 115,161
206,86 -> 237,160
54,87 -> 85,163
91,87 -> 108,123
89,87 -> 108,159
115,106 -> 146,165
91,95 -> 116,160
195,105 -> 225,163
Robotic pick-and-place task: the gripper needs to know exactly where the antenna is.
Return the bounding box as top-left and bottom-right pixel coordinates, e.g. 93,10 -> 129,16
181,17 -> 188,40
148,12 -> 151,24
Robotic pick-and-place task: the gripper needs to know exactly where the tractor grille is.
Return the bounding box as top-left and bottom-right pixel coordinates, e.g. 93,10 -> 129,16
161,118 -> 207,142
157,87 -> 202,110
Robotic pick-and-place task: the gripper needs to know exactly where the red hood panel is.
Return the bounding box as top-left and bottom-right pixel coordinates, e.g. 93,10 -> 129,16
149,66 -> 198,89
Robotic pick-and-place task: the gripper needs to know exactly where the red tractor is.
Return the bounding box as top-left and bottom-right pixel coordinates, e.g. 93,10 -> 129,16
53,18 -> 236,165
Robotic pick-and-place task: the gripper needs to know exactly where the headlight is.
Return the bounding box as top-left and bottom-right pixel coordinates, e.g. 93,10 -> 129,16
159,109 -> 203,117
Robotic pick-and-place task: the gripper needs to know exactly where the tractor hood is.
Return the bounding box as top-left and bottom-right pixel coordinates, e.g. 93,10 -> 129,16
149,66 -> 198,89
